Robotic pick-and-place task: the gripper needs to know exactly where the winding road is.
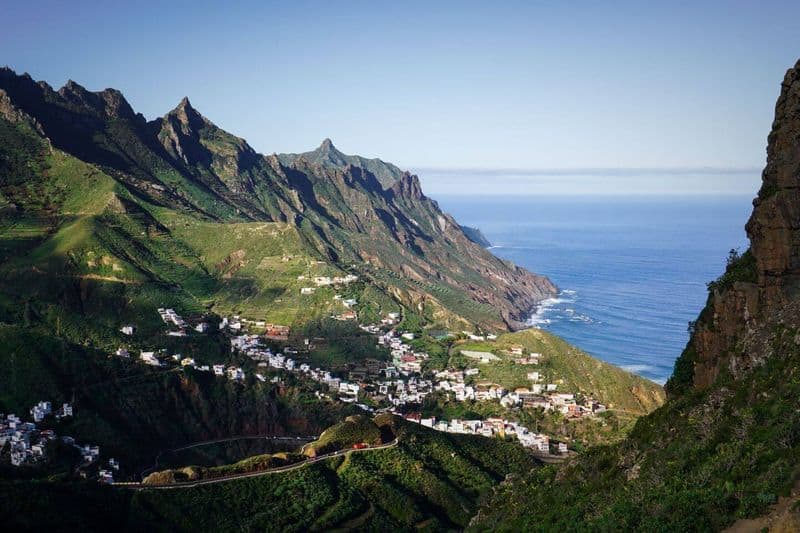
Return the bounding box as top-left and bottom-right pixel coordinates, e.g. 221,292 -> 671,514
114,439 -> 399,490
139,435 -> 317,478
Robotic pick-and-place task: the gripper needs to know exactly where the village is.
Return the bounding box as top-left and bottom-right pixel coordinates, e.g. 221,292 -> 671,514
101,290 -> 608,468
223,325 -> 603,455
0,401 -> 119,484
0,289 -> 601,480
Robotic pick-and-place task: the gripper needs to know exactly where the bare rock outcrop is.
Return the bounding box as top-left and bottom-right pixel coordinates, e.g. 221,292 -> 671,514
672,60 -> 800,394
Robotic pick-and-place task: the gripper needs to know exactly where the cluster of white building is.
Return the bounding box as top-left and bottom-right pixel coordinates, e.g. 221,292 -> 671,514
118,307 -> 598,459
299,273 -> 359,294
117,342 -> 247,384
403,414 -> 567,454
158,308 -> 187,329
29,400 -> 72,423
378,330 -> 430,374
1,400 -> 116,477
1,411 -> 53,466
220,316 -> 243,331
311,274 -> 359,287
230,335 -> 365,399
228,323 -> 604,423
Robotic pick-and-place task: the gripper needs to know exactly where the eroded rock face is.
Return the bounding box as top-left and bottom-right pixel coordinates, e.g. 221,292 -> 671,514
747,62 -> 800,303
678,60 -> 800,394
690,282 -> 761,390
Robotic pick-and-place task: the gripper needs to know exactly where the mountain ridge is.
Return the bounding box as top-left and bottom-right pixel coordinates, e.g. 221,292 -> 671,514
0,67 -> 556,332
277,137 -> 407,189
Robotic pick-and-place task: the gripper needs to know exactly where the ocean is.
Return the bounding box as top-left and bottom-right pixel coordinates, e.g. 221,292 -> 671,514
434,194 -> 754,384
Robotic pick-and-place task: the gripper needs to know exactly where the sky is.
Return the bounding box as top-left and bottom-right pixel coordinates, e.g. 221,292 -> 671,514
3,0 -> 799,194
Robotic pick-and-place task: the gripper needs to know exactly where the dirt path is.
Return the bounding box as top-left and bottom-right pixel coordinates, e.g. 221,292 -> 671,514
725,483 -> 800,533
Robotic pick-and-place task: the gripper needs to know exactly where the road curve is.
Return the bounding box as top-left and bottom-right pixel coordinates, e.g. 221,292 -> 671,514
114,439 -> 399,491
140,435 -> 318,478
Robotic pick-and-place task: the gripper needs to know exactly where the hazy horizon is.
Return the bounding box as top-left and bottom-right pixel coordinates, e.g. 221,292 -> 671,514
414,167 -> 761,196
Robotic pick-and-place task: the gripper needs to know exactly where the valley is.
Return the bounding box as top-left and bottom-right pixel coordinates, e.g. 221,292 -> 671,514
0,66 -> 666,530
4,57 -> 797,532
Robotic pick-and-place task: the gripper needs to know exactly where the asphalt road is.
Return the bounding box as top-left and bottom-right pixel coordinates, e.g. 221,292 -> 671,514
114,439 -> 399,490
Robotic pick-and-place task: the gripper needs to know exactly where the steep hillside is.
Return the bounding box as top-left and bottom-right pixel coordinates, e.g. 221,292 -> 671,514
0,67 -> 555,332
0,325 -> 358,473
471,59 -> 800,532
0,416 -> 540,531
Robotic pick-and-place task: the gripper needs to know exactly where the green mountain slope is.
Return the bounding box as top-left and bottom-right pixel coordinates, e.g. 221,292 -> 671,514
0,67 -> 670,531
0,325 -> 358,473
454,329 -> 664,414
470,58 -> 800,533
0,67 -> 556,333
0,416 -> 539,531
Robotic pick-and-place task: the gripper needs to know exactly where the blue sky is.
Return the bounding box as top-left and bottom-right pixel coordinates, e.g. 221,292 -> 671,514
3,1 -> 798,194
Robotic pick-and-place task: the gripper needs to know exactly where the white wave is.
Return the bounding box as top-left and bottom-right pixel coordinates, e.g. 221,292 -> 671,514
620,364 -> 656,373
526,297 -> 560,327
526,288 -> 589,328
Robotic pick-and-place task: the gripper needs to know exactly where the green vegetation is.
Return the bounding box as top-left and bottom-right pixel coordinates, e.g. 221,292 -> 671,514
302,319 -> 389,368
0,416 -> 540,531
143,451 -> 305,485
302,415 -> 385,457
472,330 -> 800,531
0,324 -> 358,472
448,329 -> 665,415
707,248 -> 757,292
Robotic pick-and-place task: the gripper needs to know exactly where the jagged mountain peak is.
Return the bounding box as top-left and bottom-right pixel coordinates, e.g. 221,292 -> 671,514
0,68 -> 557,330
166,95 -> 204,126
173,95 -> 196,114
310,137 -> 345,162
318,137 -> 336,152
55,78 -> 136,119
0,67 -> 33,84
61,78 -> 83,92
278,138 -> 407,189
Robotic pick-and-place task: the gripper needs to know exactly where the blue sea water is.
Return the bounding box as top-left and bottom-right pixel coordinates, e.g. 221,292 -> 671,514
435,194 -> 754,384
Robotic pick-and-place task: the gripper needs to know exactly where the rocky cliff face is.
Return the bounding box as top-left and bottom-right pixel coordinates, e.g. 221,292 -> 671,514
668,60 -> 800,395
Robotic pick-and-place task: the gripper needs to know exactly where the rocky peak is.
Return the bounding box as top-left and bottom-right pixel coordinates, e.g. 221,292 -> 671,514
311,137 -> 346,162
389,172 -> 424,201
745,59 -> 800,303
58,79 -> 93,103
165,96 -> 205,132
172,96 -> 199,120
98,88 -> 136,119
669,59 -> 800,396
57,79 -> 136,120
319,137 -> 335,152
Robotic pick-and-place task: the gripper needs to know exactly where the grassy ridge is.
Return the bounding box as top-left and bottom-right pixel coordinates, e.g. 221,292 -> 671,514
449,329 -> 664,415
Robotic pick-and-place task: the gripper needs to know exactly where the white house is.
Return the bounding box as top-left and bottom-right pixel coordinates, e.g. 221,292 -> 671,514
140,352 -> 160,366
